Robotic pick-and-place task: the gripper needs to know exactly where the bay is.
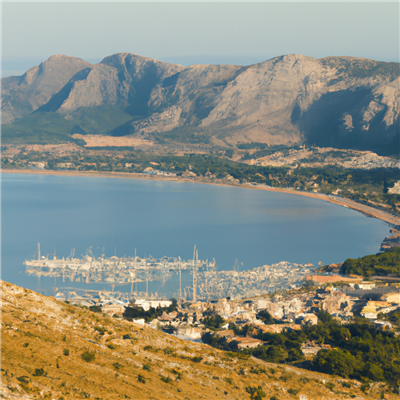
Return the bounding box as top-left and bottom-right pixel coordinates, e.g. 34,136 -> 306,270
1,173 -> 389,297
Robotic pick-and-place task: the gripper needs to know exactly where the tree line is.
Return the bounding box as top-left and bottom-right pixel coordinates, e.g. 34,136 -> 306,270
340,247 -> 400,278
202,310 -> 400,391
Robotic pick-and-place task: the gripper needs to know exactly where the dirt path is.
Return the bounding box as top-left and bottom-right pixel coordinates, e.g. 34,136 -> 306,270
3,168 -> 400,226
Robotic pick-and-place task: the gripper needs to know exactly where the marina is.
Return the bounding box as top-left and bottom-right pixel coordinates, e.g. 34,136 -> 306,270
25,244 -> 314,301
25,244 -> 215,299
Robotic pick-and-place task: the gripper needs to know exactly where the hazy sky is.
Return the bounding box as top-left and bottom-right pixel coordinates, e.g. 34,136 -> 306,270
2,1 -> 399,77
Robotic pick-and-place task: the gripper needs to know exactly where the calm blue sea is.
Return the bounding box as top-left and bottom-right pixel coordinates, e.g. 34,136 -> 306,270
1,173 -> 389,296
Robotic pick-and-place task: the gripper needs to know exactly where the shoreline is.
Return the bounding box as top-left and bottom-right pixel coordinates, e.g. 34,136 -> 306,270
3,168 -> 400,226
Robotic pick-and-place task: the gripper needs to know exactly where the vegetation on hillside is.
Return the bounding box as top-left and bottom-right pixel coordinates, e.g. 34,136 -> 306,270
320,57 -> 400,80
202,314 -> 226,329
202,311 -> 400,392
1,105 -> 134,144
378,307 -> 400,329
340,247 -> 400,278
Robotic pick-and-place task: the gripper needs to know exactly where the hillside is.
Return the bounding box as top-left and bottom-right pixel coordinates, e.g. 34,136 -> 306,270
0,280 -> 390,399
1,55 -> 91,125
340,246 -> 400,278
2,53 -> 399,155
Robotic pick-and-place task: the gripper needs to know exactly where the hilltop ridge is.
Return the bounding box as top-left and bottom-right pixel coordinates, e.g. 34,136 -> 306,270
2,52 -> 399,155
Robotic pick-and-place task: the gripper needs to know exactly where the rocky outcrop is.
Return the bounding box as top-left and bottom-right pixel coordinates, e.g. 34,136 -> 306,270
248,147 -> 400,169
381,229 -> 400,250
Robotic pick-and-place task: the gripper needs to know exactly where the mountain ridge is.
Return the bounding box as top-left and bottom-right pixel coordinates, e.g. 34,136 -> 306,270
2,52 -> 399,155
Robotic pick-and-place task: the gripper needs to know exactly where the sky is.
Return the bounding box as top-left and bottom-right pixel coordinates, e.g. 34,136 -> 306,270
1,1 -> 399,77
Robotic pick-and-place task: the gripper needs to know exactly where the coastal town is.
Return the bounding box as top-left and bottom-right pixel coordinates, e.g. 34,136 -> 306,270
49,262 -> 400,349
25,241 -> 400,345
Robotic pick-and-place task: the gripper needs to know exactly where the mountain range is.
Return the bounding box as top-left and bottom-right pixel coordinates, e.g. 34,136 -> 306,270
2,53 -> 399,155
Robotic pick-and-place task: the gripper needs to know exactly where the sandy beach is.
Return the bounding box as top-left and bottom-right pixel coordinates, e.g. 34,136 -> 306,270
3,168 -> 400,226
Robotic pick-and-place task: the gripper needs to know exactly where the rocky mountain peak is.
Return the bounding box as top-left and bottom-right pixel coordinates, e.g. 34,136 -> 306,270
1,53 -> 399,154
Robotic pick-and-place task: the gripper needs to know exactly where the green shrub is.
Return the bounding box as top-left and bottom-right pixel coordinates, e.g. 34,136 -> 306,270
113,362 -> 123,370
250,366 -> 266,374
287,388 -> 299,395
245,385 -> 266,400
107,343 -> 116,350
63,349 -> 69,356
138,374 -> 146,384
360,382 -> 369,393
163,347 -> 175,355
160,376 -> 172,384
256,310 -> 275,324
325,382 -> 335,391
17,376 -> 30,384
279,374 -> 290,382
313,349 -> 360,379
81,351 -> 95,363
23,342 -> 29,348
143,345 -> 153,351
142,363 -> 151,372
202,315 -> 225,329
191,356 -> 203,363
170,368 -> 180,375
225,377 -> 233,385
94,326 -> 106,335
33,368 -> 46,376
363,362 -> 385,381
226,351 -> 249,360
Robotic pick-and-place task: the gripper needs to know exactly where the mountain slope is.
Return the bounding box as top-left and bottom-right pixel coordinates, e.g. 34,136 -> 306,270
1,280 -> 384,399
1,53 -> 399,154
1,55 -> 91,125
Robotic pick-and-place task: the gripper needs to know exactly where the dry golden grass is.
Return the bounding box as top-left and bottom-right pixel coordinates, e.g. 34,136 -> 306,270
71,134 -> 153,148
1,281 -> 397,400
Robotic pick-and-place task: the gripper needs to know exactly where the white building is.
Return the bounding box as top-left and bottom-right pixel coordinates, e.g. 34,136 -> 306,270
134,299 -> 172,311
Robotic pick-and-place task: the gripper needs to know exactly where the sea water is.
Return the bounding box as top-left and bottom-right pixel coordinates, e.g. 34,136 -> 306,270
1,173 -> 389,297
